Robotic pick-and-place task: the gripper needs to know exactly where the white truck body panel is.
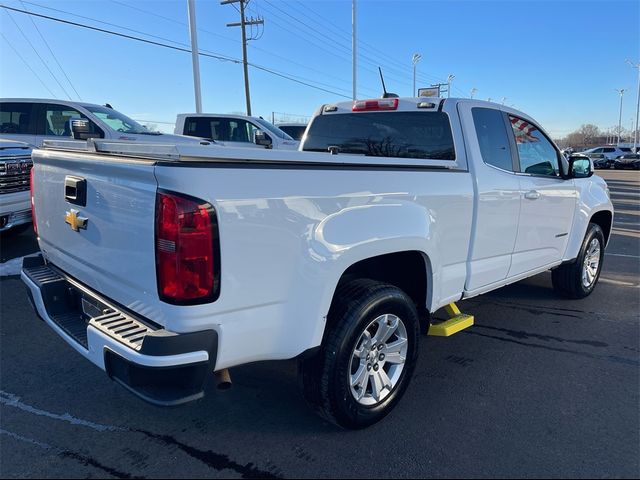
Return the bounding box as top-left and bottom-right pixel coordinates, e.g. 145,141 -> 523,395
26,98 -> 614,375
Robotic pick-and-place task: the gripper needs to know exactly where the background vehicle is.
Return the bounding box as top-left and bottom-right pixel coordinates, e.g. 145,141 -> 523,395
586,152 -> 610,169
22,98 -> 613,429
275,122 -> 308,141
0,139 -> 32,234
613,153 -> 640,169
0,98 -> 212,147
581,145 -> 633,160
175,113 -> 299,150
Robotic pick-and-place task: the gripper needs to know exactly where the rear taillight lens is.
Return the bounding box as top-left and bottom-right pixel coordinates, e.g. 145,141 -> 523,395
155,190 -> 219,305
30,166 -> 37,235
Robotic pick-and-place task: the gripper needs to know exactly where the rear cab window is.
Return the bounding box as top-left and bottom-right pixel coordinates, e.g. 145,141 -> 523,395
302,111 -> 455,160
472,107 -> 514,171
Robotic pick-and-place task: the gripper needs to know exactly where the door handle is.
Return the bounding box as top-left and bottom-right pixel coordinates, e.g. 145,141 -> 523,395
524,190 -> 541,200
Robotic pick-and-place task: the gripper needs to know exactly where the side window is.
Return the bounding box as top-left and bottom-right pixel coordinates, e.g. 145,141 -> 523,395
508,115 -> 560,177
603,147 -> 615,153
0,102 -> 35,134
592,148 -> 603,153
472,107 -> 513,171
228,120 -> 251,142
41,104 -> 99,137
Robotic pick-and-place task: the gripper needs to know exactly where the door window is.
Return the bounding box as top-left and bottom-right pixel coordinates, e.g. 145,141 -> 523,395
41,104 -> 101,137
0,102 -> 35,134
509,115 -> 560,176
472,107 -> 513,171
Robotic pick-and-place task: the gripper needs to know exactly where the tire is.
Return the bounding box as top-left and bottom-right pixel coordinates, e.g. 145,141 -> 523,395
299,279 -> 420,429
552,223 -> 605,299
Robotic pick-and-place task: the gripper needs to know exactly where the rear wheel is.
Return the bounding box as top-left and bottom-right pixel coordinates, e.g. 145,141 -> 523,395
552,223 -> 605,299
299,279 -> 420,429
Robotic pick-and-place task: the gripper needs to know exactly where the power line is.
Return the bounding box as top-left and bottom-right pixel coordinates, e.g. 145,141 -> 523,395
102,0 -> 371,97
0,4 -> 351,100
18,0 -> 81,100
3,8 -> 72,100
1,32 -> 57,97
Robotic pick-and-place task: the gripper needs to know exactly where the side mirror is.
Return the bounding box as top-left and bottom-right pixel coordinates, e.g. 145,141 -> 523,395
70,119 -> 103,141
568,155 -> 593,179
254,130 -> 272,148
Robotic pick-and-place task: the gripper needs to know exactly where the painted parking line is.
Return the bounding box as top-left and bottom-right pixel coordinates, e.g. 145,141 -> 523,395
605,252 -> 640,259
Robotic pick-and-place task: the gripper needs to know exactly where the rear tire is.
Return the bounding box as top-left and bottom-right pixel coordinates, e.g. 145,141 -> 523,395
299,279 -> 420,429
552,223 -> 605,299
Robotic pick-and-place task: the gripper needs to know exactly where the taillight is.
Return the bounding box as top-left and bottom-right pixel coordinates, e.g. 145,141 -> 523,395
155,190 -> 220,305
30,166 -> 37,235
352,98 -> 399,112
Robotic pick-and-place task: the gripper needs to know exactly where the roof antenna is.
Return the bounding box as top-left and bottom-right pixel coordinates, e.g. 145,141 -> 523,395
379,67 -> 399,99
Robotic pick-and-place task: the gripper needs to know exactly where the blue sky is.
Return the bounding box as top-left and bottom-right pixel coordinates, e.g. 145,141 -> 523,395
1,0 -> 638,137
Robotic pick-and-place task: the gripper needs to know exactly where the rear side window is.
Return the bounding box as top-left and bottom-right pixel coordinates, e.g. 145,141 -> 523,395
0,102 -> 35,134
508,115 -> 560,176
184,117 -> 255,142
303,111 -> 455,160
472,107 -> 513,171
603,147 -> 616,153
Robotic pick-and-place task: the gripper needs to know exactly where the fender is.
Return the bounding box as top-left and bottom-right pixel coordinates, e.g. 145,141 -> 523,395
288,201 -> 440,352
563,175 -> 614,262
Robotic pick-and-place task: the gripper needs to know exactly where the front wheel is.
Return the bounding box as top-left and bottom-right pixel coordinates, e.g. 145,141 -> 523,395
299,279 -> 420,429
552,223 -> 605,298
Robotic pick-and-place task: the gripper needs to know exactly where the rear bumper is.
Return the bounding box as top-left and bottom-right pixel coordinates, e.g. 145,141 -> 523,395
21,255 -> 218,406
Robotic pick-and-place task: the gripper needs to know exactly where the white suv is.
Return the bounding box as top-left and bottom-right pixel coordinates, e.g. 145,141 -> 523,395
582,146 -> 633,160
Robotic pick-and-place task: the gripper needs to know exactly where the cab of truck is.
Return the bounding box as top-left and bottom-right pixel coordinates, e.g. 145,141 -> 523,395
175,113 -> 300,150
0,99 -> 212,147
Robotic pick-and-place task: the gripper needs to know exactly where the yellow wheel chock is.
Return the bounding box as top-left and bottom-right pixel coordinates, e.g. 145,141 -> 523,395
428,302 -> 474,337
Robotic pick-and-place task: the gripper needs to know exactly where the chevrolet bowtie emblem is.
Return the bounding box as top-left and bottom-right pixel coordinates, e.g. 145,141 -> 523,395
65,209 -> 88,232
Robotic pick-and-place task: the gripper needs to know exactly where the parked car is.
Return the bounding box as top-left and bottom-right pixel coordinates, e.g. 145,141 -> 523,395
0,99 -> 212,147
22,97 -> 612,429
581,146 -> 633,161
613,153 -> 640,169
275,122 -> 308,141
586,153 -> 610,169
0,139 -> 32,234
175,113 -> 299,150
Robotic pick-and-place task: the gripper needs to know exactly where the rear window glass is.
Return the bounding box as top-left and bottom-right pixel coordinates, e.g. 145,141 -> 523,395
302,111 -> 455,160
0,102 -> 34,134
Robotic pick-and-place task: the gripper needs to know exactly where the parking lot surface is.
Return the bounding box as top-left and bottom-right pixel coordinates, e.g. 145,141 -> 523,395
1,170 -> 638,478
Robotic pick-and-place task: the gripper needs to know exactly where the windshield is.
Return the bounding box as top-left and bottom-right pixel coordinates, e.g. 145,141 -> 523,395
83,105 -> 158,135
254,118 -> 294,141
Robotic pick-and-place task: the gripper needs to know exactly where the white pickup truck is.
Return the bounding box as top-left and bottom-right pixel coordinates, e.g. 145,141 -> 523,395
22,97 -> 613,429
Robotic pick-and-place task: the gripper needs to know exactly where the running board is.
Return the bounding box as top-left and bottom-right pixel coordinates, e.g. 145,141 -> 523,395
428,303 -> 474,337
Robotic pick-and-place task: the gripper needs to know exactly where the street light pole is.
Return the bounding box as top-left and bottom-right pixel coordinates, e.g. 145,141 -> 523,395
626,60 -> 640,152
412,53 -> 422,97
447,74 -> 454,98
470,87 -> 477,99
615,88 -> 625,145
187,0 -> 202,113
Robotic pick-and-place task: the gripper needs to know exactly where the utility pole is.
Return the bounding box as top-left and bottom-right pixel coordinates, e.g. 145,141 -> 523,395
615,88 -> 625,145
187,0 -> 202,113
412,53 -> 422,97
352,0 -> 357,100
222,0 -> 263,116
626,60 -> 640,152
470,87 -> 477,99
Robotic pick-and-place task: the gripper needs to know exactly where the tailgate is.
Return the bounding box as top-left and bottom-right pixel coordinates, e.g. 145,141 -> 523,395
32,149 -> 162,322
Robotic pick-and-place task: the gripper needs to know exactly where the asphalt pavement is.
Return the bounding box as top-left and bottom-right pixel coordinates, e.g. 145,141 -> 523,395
1,169 -> 638,478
